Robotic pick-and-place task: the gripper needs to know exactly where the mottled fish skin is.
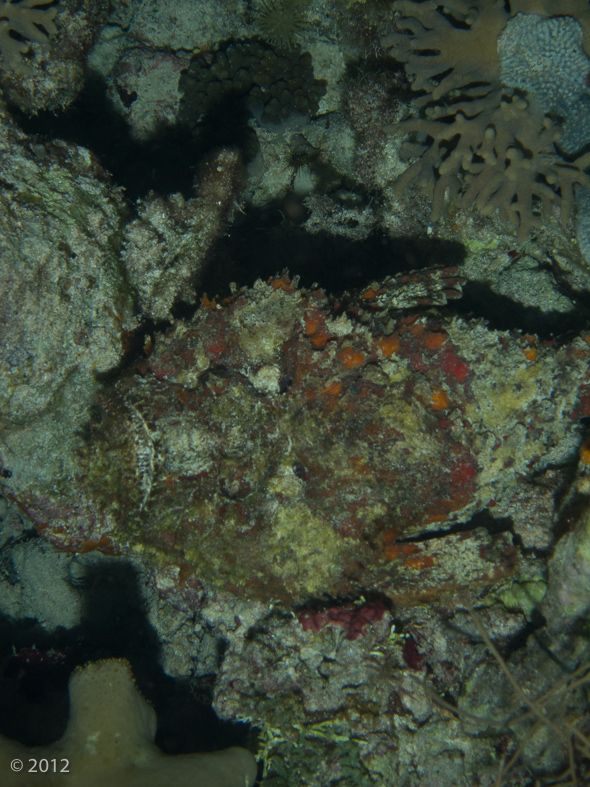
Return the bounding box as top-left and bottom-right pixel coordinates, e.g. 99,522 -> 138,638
6,272 -> 590,605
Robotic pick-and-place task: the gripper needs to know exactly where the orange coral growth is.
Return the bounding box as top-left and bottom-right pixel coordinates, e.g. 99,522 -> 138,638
337,346 -> 366,369
377,334 -> 400,357
405,554 -> 435,571
80,536 -> 119,556
383,545 -> 398,560
430,385 -> 450,410
580,437 -> 590,466
361,287 -> 384,300
304,309 -> 332,347
347,455 -> 372,476
271,273 -> 296,292
424,332 -> 448,351
321,380 -> 343,396
523,347 -> 537,362
201,293 -> 217,310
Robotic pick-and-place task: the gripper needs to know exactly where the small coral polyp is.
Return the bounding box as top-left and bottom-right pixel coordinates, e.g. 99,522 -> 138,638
383,0 -> 590,240
11,274 -> 590,605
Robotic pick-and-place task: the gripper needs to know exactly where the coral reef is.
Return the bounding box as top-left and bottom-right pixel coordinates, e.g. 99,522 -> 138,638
382,0 -> 590,240
0,0 -> 58,74
213,599 -> 590,785
0,99 -> 134,491
0,659 -> 257,787
122,148 -> 244,321
5,271 -> 590,605
3,3 -> 590,784
1,0 -> 112,115
179,39 -> 326,128
2,490 -> 589,787
498,12 -> 590,156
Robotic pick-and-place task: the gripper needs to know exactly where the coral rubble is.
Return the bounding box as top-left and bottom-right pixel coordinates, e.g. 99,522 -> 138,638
5,272 -> 590,604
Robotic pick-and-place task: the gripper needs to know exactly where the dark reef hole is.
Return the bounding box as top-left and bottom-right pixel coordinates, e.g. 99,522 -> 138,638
0,559 -> 254,757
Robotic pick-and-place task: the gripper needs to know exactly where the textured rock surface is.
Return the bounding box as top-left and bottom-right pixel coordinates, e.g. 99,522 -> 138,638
0,0 -> 112,115
0,101 -> 134,491
213,597 -> 590,786
122,148 -> 244,321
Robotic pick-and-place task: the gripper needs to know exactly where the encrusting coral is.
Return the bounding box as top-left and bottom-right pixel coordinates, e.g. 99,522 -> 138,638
179,38 -> 326,128
0,0 -> 59,74
382,0 -> 590,240
0,659 -> 258,787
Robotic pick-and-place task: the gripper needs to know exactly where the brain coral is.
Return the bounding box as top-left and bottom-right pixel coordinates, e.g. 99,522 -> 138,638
0,0 -> 58,73
382,0 -> 590,240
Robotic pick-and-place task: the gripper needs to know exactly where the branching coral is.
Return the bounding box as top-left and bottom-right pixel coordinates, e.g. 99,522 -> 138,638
0,0 -> 59,74
382,0 -> 590,240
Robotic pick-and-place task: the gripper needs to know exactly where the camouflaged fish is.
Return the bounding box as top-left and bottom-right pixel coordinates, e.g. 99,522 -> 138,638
5,269 -> 590,604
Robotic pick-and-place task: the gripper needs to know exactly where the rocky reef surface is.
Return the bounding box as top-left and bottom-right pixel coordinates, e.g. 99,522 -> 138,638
1,1 -> 590,785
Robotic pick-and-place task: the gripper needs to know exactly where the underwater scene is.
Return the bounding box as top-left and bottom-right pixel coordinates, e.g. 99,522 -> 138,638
1,0 -> 590,784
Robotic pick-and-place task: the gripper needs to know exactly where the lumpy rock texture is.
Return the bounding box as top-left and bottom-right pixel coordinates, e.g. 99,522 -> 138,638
179,39 -> 326,127
8,276 -> 590,604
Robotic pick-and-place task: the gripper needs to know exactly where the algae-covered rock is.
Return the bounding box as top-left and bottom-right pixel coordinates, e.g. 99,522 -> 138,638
0,102 -> 134,490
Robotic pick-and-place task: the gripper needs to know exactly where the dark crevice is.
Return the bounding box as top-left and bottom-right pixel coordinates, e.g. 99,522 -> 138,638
499,610 -> 547,659
0,560 -> 254,756
8,75 -> 256,203
453,279 -> 590,339
198,213 -> 466,300
397,510 -> 515,545
291,589 -> 393,616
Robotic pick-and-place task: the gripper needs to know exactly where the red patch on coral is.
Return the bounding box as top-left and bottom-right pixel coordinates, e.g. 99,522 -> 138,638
298,601 -> 387,640
402,637 -> 424,670
439,346 -> 470,383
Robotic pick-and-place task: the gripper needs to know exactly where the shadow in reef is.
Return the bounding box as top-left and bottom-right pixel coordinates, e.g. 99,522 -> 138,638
0,558 -> 254,755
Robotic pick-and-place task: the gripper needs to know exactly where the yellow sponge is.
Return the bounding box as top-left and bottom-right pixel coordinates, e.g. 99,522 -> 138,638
0,659 -> 258,786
